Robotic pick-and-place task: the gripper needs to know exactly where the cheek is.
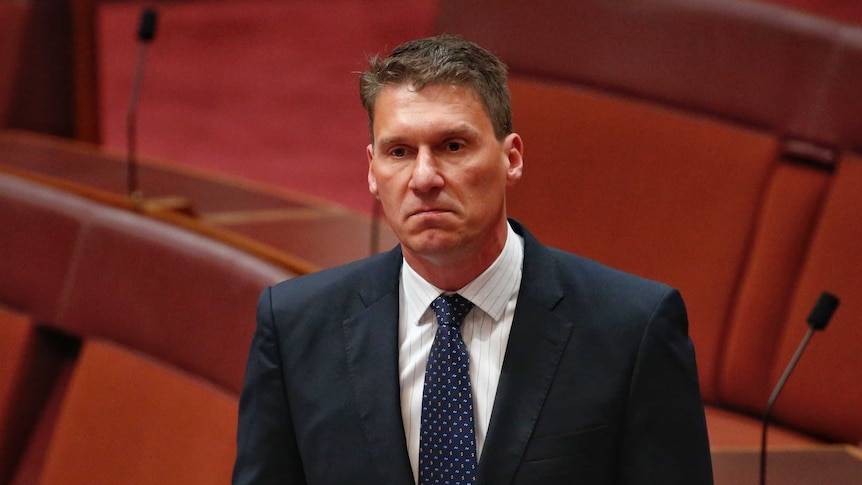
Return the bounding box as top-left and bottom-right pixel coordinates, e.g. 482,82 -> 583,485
464,163 -> 508,192
371,170 -> 406,201
467,167 -> 509,211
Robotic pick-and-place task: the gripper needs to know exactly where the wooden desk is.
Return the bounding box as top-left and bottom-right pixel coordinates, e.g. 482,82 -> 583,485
712,446 -> 862,485
0,130 -> 398,272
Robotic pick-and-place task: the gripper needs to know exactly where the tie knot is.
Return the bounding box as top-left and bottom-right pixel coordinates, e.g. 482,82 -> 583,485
431,293 -> 474,328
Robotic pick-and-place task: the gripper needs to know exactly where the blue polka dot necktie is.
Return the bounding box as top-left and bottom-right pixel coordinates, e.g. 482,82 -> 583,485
419,293 -> 478,484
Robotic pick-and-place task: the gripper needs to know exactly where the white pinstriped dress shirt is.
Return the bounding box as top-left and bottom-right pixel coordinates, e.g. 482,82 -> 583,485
398,223 -> 524,483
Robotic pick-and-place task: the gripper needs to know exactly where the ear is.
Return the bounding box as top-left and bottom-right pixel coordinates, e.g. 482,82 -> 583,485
366,143 -> 378,197
504,133 -> 524,186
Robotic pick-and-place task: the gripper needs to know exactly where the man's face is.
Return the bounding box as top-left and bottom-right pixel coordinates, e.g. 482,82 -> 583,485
367,83 -> 523,267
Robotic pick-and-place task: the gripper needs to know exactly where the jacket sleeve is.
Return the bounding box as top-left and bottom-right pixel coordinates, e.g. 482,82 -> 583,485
618,289 -> 714,485
232,286 -> 308,485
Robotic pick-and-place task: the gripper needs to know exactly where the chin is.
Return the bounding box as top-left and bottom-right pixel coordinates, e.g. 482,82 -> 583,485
401,230 -> 462,260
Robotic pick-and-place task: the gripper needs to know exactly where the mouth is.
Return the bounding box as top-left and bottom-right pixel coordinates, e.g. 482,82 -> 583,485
407,208 -> 452,219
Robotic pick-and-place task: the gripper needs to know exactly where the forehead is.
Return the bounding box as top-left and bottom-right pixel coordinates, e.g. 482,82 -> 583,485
372,84 -> 492,138
376,83 -> 483,111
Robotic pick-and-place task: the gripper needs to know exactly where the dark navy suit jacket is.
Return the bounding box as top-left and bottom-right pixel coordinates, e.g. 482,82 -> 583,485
233,220 -> 713,484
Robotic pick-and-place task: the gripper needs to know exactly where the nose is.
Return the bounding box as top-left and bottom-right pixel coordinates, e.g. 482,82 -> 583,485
408,147 -> 443,192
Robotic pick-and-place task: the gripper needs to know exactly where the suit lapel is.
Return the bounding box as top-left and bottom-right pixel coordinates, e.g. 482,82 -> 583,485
342,248 -> 414,485
478,223 -> 575,485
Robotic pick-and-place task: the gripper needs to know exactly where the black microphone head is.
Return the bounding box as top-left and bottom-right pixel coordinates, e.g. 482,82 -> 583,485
807,292 -> 839,330
138,8 -> 158,43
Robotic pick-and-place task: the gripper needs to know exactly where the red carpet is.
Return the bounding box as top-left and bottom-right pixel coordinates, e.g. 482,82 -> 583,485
98,0 -> 437,213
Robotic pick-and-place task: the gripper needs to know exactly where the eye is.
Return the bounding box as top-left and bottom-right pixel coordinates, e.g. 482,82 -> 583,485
389,147 -> 407,158
446,141 -> 464,152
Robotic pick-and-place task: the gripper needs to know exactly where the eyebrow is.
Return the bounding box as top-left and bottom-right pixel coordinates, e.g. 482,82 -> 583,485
376,124 -> 481,147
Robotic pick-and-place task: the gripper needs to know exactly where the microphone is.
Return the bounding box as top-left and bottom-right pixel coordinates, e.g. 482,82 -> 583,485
127,8 -> 159,203
758,291 -> 840,485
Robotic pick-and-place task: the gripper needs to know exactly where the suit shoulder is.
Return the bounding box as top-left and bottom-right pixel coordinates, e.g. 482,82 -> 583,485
543,246 -> 679,311
530,248 -> 688,346
514,219 -> 675,304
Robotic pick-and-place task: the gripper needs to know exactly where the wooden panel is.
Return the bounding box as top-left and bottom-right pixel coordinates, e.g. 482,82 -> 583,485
0,174 -> 87,322
54,204 -> 293,394
3,0 -> 100,142
770,154 -> 862,443
0,307 -> 35,483
719,163 -> 830,413
39,340 -> 237,485
506,76 -> 778,400
712,446 -> 862,485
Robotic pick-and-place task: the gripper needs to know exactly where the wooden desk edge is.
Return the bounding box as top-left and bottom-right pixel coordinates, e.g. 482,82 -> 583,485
0,164 -> 319,276
711,443 -> 862,458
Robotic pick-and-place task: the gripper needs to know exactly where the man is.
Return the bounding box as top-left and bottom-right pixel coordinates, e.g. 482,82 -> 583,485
233,35 -> 713,484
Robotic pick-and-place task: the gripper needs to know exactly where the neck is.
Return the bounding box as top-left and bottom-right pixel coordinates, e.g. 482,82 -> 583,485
404,223 -> 509,291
